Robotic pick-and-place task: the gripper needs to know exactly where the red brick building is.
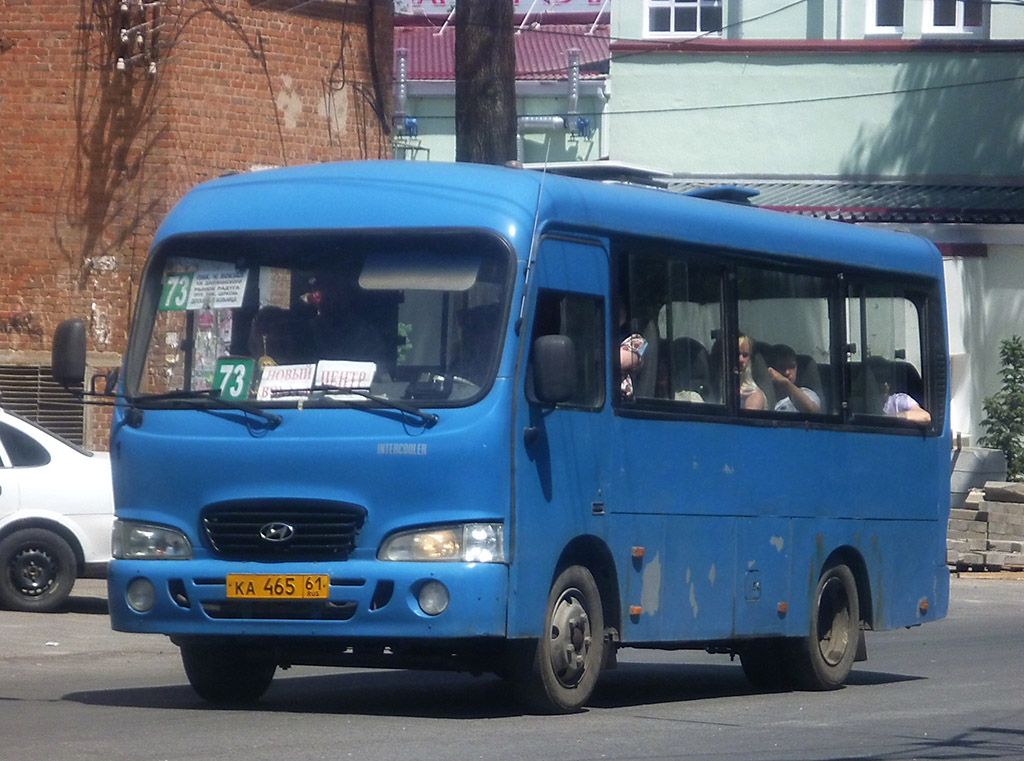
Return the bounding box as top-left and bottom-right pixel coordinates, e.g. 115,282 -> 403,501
0,0 -> 393,447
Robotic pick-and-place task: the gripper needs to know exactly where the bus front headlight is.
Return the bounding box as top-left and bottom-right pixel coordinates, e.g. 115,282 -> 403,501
378,523 -> 504,563
113,520 -> 193,560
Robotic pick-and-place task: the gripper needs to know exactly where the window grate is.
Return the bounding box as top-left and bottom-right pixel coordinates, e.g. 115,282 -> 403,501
0,365 -> 85,446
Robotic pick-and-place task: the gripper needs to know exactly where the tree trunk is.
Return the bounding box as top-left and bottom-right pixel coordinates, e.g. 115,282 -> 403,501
455,1 -> 517,165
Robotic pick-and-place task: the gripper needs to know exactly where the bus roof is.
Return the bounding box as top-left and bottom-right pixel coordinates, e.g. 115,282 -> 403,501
153,161 -> 942,279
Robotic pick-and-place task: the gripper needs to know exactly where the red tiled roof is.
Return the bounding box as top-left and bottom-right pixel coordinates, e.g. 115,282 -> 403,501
394,24 -> 610,81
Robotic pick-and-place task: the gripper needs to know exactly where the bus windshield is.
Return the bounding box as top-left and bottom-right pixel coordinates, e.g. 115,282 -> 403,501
133,231 -> 514,406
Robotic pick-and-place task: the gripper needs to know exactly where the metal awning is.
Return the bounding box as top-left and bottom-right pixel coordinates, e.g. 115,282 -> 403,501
668,178 -> 1024,225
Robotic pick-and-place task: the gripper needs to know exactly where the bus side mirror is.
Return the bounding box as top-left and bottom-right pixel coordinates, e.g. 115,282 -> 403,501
532,334 -> 576,404
52,319 -> 87,389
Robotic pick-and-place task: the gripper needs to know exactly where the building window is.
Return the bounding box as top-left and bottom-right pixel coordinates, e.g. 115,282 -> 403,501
646,0 -> 723,37
923,0 -> 984,33
867,0 -> 904,33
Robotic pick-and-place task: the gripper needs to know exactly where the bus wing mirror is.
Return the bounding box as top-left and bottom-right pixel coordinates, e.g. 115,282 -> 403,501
532,334 -> 576,404
52,319 -> 87,389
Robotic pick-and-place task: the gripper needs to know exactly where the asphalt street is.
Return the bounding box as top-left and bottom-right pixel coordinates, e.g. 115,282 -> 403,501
1,575 -> 1022,761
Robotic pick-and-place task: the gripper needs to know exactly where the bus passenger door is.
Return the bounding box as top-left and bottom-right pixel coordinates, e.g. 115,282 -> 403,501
508,236 -> 612,638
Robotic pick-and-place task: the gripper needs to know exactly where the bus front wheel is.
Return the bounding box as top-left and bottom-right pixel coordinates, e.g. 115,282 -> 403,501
180,641 -> 276,704
789,563 -> 860,690
508,565 -> 605,713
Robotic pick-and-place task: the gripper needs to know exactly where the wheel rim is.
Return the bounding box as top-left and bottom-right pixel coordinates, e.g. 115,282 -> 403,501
816,575 -> 852,667
8,547 -> 58,598
547,586 -> 593,688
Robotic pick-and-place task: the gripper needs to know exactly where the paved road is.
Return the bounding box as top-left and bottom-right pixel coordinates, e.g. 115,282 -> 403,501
1,576 -> 1022,761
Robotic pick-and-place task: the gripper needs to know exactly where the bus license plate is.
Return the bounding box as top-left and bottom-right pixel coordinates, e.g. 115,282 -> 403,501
226,574 -> 329,600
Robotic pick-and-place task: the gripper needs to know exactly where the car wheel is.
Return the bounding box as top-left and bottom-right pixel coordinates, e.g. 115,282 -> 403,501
0,528 -> 77,613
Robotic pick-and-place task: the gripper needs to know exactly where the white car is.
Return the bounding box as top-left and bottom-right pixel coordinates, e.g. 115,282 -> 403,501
0,407 -> 114,612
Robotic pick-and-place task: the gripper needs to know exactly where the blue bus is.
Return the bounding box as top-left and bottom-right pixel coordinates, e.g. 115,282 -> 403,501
53,160 -> 950,712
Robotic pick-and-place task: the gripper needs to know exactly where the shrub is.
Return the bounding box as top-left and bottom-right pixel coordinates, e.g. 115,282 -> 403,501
980,335 -> 1024,481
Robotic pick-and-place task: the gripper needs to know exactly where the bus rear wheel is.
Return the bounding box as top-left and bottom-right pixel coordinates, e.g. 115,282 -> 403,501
789,563 -> 860,690
508,565 -> 605,713
180,641 -> 277,704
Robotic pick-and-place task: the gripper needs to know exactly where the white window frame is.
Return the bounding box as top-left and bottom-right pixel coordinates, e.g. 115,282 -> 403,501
866,0 -> 905,36
644,0 -> 724,39
922,0 -> 985,34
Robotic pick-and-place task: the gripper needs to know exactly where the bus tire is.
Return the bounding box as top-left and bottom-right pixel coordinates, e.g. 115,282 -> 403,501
0,528 -> 77,613
509,565 -> 605,713
739,639 -> 791,691
789,563 -> 860,690
180,642 -> 276,704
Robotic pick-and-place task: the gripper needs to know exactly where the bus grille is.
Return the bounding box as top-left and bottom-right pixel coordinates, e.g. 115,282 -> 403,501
201,500 -> 367,559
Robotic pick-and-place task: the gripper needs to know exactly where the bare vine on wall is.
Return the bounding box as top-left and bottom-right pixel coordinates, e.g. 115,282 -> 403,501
54,0 -> 391,332
322,1 -> 392,158
55,0 -> 178,298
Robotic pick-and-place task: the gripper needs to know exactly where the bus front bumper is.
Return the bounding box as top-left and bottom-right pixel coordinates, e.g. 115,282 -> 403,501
107,558 -> 509,640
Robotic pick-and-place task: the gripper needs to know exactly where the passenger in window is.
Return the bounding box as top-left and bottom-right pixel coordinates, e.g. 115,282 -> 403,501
767,344 -> 820,414
873,359 -> 931,424
249,305 -> 316,367
738,334 -> 766,410
618,304 -> 648,401
310,273 -> 390,367
620,332 -> 647,400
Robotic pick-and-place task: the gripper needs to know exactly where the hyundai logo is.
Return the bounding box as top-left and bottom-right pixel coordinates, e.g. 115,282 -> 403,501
259,522 -> 295,542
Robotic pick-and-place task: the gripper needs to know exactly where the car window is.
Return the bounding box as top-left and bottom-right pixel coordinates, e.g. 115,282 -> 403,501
0,422 -> 51,467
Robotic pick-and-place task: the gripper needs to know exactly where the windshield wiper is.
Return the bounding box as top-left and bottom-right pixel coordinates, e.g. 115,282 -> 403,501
127,389 -> 283,428
286,385 -> 439,428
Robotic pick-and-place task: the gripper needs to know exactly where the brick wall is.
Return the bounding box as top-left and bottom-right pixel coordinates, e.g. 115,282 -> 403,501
0,0 -> 393,448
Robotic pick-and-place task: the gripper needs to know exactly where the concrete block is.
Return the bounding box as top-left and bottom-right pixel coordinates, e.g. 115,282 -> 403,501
983,481 -> 1024,504
983,552 -> 1024,570
988,539 -> 1024,553
987,516 -> 1024,533
947,528 -> 984,543
948,538 -> 987,553
951,449 -> 1007,509
985,552 -> 1008,568
949,508 -> 985,521
954,552 -> 986,566
947,519 -> 988,534
982,501 -> 1024,517
1003,553 -> 1024,570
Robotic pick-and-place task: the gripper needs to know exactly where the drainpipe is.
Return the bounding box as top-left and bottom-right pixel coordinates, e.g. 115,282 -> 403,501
515,49 -> 584,163
516,116 -> 567,163
394,47 -> 408,121
567,49 -> 580,116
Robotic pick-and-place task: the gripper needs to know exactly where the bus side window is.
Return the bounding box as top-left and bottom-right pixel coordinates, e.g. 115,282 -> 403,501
527,289 -> 605,410
736,267 -> 834,416
846,285 -> 930,423
622,252 -> 723,405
